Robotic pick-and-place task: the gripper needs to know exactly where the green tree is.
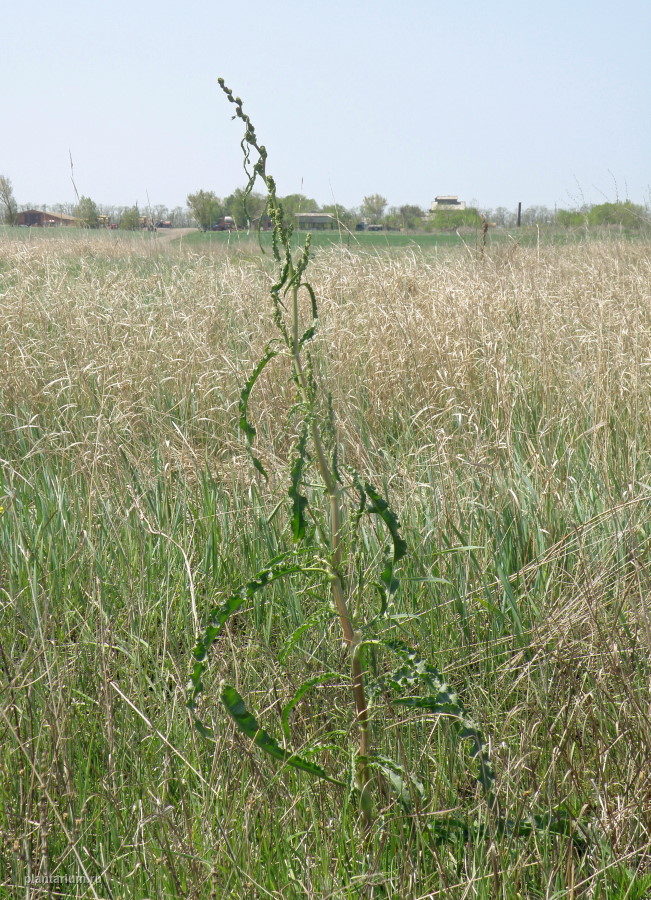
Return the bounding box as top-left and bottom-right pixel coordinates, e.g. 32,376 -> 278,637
0,175 -> 18,225
74,195 -> 99,228
186,190 -> 224,231
557,209 -> 585,227
428,207 -> 481,231
119,205 -> 141,230
360,193 -> 387,222
278,193 -> 319,221
224,187 -> 266,227
320,203 -> 355,229
399,204 -> 425,229
587,201 -> 648,229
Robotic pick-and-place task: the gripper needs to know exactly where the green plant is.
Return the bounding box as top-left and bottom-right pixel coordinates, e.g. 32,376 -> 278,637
2,213 -> 650,894
557,208 -> 586,227
587,200 -> 649,229
427,207 -> 482,231
186,189 -> 224,231
119,204 -> 141,230
73,195 -> 99,228
0,174 -> 18,225
187,80 -> 496,830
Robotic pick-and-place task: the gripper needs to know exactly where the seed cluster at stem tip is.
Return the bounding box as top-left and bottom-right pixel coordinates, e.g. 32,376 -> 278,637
218,77 -> 268,187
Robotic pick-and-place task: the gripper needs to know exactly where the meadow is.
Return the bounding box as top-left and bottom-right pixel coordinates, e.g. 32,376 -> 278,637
1,227 -> 650,898
181,228 -> 474,252
171,224 -> 642,253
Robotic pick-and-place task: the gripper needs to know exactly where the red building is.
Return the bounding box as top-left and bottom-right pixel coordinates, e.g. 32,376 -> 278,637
15,209 -> 79,227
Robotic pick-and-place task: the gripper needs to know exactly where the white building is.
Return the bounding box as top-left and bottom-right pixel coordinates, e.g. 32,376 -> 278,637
431,196 -> 466,211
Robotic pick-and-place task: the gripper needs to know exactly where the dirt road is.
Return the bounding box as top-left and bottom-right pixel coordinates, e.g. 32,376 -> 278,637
151,227 -> 196,243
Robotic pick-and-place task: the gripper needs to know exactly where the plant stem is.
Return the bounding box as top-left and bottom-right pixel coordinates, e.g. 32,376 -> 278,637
289,270 -> 372,826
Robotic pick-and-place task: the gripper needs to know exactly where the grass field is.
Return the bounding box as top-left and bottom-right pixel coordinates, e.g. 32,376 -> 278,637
174,223 -> 648,253
1,231 -> 650,898
180,228 -> 474,252
3,221 -> 646,254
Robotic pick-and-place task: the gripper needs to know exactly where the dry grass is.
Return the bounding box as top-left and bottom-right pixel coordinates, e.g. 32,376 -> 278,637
3,235 -> 649,473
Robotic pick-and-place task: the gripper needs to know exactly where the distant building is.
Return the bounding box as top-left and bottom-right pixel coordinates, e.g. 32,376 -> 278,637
295,212 -> 338,230
431,196 -> 466,211
16,209 -> 79,227
251,215 -> 272,231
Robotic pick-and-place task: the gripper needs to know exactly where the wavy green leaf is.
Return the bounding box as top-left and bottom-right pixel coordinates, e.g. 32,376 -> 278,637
289,420 -> 310,541
378,640 -> 496,806
367,754 -> 425,812
364,481 -> 408,609
297,281 -> 318,348
222,686 -> 343,784
187,552 -> 323,721
280,674 -> 339,744
238,342 -> 279,478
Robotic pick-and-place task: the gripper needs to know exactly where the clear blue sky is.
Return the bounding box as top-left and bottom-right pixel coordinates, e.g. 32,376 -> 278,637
2,0 -> 649,213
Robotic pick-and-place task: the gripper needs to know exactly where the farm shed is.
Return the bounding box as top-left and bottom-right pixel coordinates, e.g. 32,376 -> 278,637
430,196 -> 466,211
294,212 -> 338,230
16,209 -> 79,227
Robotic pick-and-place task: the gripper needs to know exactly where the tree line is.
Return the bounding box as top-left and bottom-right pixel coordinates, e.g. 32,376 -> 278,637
171,191 -> 651,233
185,190 -> 483,232
1,174 -> 649,232
0,178 -> 194,229
71,198 -> 194,229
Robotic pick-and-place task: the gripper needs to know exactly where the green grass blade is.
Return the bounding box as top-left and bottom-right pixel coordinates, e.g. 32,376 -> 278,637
278,607 -> 336,664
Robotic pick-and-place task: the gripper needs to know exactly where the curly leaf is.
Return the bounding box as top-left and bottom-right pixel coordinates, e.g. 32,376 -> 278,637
364,482 -> 408,569
222,686 -> 343,785
380,640 -> 496,806
289,420 -> 310,541
297,281 -> 318,348
363,481 -> 408,610
188,552 -> 321,720
238,343 -> 279,478
368,754 -> 425,812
